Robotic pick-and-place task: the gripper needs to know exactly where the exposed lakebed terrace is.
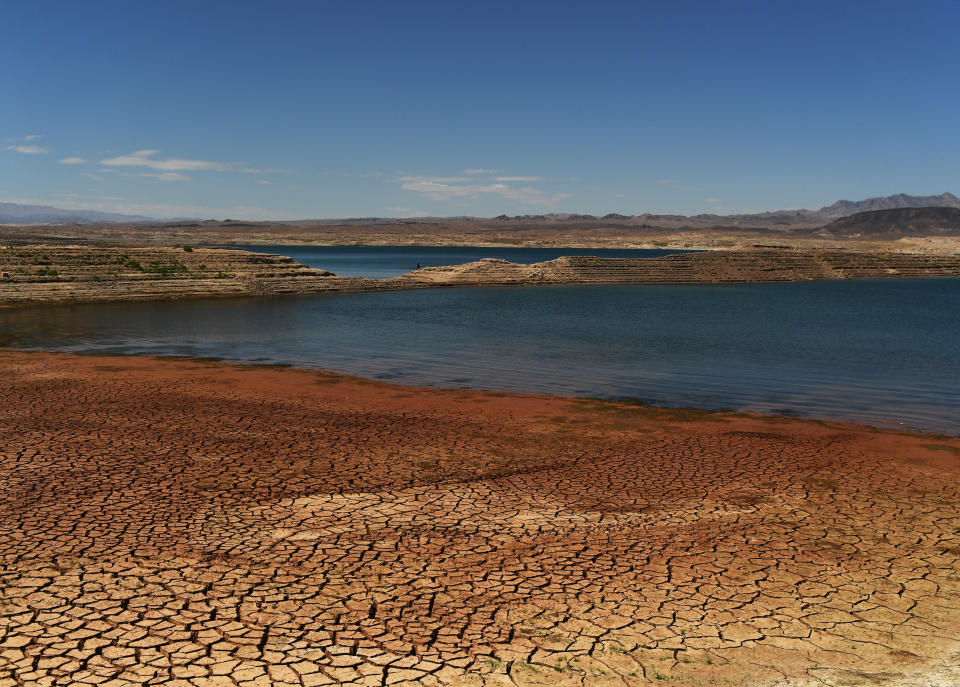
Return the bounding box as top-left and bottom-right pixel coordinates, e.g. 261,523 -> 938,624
230,244 -> 698,278
3,250 -> 959,435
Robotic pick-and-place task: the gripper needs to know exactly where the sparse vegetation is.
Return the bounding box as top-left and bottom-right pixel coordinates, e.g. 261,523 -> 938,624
146,260 -> 189,278
553,656 -> 583,673
479,657 -> 503,671
514,660 -> 539,673
117,254 -> 144,271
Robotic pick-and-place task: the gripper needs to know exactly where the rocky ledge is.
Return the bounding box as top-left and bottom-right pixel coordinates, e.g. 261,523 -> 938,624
0,245 -> 412,307
2,245 -> 960,307
404,251 -> 960,285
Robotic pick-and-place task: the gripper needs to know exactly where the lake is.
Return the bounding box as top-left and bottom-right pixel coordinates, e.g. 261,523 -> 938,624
3,264 -> 958,435
232,244 -> 696,278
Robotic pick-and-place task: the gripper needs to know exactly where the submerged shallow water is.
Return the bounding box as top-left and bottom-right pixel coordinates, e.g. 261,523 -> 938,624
233,244 -> 696,278
3,276 -> 959,435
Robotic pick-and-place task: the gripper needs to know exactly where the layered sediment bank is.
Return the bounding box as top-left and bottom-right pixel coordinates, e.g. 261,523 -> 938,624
2,244 -> 960,307
0,245 -> 406,306
406,250 -> 960,285
1,351 -> 959,686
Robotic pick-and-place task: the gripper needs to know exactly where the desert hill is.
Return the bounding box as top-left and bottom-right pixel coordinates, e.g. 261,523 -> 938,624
818,206 -> 960,239
819,192 -> 960,218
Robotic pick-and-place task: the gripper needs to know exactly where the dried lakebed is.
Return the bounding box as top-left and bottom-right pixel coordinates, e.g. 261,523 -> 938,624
0,352 -> 959,686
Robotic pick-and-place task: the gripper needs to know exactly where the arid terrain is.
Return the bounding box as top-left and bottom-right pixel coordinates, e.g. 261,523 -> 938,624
4,193 -> 960,247
2,203 -> 959,305
2,198 -> 959,685
1,352 -> 959,686
3,245 -> 960,308
2,200 -> 960,253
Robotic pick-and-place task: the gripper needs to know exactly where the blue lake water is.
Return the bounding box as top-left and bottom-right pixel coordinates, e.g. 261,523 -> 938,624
3,270 -> 959,435
232,244 -> 696,278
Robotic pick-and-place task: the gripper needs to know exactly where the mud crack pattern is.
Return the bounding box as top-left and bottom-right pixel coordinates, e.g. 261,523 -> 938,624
1,352 -> 959,686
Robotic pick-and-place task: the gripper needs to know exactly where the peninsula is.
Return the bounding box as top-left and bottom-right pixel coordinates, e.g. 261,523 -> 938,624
3,244 -> 960,308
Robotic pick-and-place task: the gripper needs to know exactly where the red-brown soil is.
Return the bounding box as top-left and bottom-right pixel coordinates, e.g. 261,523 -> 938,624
1,352 -> 958,686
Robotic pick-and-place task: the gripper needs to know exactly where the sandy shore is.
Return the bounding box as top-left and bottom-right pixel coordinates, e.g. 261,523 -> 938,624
1,351 -> 959,686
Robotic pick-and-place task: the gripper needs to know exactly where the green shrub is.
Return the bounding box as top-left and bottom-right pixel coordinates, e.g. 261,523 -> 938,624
154,260 -> 189,277
116,255 -> 144,271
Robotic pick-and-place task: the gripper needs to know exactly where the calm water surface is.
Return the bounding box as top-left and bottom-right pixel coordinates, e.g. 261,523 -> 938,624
3,276 -> 959,435
233,245 -> 696,278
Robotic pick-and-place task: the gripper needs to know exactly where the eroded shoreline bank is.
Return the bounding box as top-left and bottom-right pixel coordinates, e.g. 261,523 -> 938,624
2,350 -> 959,686
2,244 -> 960,307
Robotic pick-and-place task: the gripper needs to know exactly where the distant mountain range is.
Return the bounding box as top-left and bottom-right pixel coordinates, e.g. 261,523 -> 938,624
489,193 -> 960,227
0,202 -> 155,224
818,192 -> 960,218
1,192 -> 959,226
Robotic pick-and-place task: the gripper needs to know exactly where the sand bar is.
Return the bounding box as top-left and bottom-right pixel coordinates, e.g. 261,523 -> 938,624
1,351 -> 959,685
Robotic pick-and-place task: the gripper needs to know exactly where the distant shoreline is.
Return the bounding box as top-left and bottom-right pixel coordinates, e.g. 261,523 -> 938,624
3,244 -> 960,308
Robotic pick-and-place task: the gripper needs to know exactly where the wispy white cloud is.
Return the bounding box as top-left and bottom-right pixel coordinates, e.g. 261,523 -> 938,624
100,149 -> 290,175
399,177 -> 569,205
240,166 -> 293,174
23,134 -> 42,141
139,172 -> 189,182
81,173 -> 105,182
102,149 -> 229,172
464,168 -> 500,175
398,175 -> 469,184
6,144 -> 50,154
495,176 -> 541,182
59,157 -> 87,164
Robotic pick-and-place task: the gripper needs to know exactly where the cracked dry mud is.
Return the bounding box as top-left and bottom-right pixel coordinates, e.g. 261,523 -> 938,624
1,352 -> 959,687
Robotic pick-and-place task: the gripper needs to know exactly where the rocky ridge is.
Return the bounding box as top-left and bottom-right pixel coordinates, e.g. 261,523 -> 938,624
818,206 -> 960,239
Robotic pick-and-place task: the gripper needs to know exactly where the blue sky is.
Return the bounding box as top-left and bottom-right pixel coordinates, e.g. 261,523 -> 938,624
3,0 -> 959,220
